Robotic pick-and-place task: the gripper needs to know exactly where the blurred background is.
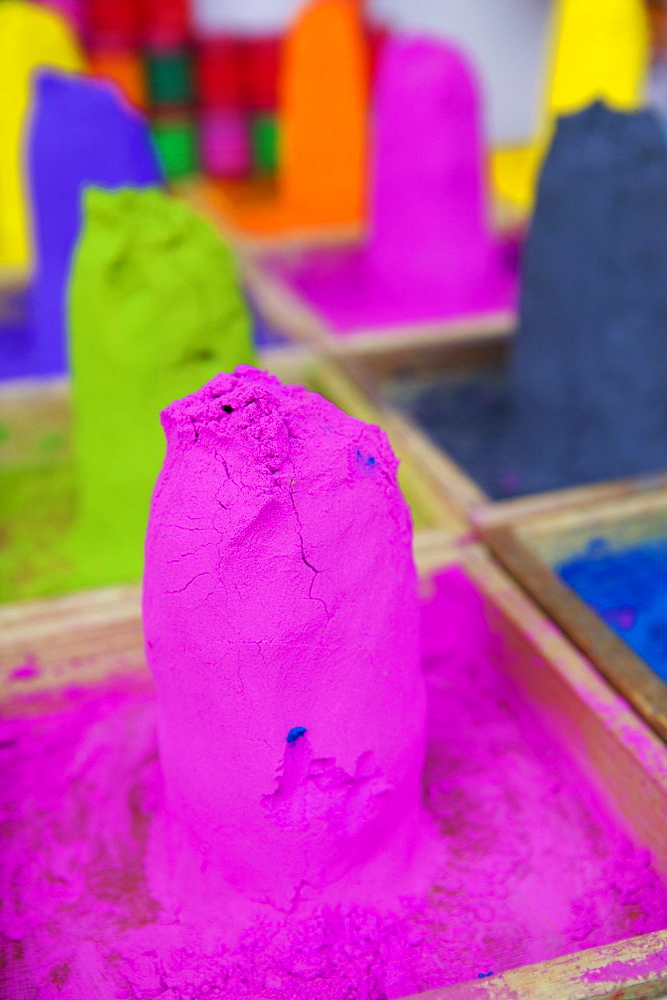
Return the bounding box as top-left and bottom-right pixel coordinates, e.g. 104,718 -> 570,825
4,0 -> 667,652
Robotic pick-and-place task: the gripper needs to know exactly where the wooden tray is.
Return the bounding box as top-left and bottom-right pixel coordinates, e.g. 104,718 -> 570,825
3,542 -> 667,1000
0,347 -> 468,559
475,488 -> 667,746
335,336 -> 667,525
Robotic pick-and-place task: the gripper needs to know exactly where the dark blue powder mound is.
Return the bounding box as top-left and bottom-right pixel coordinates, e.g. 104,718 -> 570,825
402,102 -> 667,500
558,538 -> 667,683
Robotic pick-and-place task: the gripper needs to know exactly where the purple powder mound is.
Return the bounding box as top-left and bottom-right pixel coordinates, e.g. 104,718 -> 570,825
0,285 -> 35,380
2,569 -> 666,1000
26,70 -> 162,379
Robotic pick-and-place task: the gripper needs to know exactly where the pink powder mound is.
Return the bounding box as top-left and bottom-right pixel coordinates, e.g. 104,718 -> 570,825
264,38 -> 519,335
143,366 -> 432,914
2,570 -> 667,1000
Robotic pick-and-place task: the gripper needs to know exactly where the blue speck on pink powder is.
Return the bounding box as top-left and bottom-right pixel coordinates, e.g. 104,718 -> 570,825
355,449 -> 376,469
557,537 -> 667,682
286,726 -> 307,744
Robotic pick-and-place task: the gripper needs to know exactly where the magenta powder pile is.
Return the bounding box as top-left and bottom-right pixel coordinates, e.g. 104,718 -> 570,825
2,369 -> 667,1000
264,38 -> 518,336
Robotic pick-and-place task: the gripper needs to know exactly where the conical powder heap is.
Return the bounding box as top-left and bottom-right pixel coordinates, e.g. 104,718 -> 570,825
143,367 -> 430,912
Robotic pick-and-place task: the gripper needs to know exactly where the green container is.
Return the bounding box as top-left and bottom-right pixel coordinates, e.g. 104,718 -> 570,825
251,113 -> 279,175
145,47 -> 193,106
152,118 -> 198,179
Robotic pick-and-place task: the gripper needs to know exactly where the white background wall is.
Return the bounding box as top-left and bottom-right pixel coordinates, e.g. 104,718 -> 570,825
192,0 -> 553,144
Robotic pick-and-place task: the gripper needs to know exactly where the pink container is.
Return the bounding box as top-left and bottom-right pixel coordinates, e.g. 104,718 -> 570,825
38,0 -> 86,35
199,107 -> 250,178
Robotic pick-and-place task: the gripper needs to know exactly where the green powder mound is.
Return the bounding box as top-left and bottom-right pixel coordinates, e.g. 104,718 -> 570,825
65,186 -> 255,590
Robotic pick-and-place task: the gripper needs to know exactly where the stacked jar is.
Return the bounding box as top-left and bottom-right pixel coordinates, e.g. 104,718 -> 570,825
143,0 -> 198,179
243,36 -> 281,176
196,36 -> 248,179
87,0 -> 145,109
366,22 -> 388,87
36,0 -> 87,37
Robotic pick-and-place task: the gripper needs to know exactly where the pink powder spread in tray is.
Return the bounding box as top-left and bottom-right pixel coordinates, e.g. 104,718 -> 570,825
2,568 -> 666,1000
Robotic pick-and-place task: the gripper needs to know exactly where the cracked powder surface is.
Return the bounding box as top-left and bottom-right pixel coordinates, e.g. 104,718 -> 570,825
143,366 -> 432,915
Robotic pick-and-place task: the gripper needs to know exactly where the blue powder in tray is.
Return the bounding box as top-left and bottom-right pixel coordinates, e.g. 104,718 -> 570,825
558,538 -> 667,682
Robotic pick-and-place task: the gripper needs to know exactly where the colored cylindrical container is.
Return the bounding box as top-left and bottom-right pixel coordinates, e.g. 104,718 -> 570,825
197,35 -> 244,109
145,46 -> 193,107
141,0 -> 190,47
250,111 -> 278,174
366,23 -> 388,83
38,0 -> 87,36
88,48 -> 146,109
243,36 -> 281,112
88,0 -> 140,47
152,116 -> 198,178
199,107 -> 250,177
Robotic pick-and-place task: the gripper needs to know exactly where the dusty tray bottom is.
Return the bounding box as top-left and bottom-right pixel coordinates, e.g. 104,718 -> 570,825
2,567 -> 666,1000
387,370 -> 667,500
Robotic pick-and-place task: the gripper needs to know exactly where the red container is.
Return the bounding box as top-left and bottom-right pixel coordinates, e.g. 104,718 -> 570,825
199,107 -> 251,178
242,35 -> 281,113
366,22 -> 388,84
88,47 -> 147,109
197,36 -> 244,109
88,0 -> 141,47
141,0 -> 190,47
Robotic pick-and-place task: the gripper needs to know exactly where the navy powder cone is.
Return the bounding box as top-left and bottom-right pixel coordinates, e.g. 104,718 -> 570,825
501,101 -> 667,493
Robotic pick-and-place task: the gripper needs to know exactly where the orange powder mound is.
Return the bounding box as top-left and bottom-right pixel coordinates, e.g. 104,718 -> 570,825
209,0 -> 368,237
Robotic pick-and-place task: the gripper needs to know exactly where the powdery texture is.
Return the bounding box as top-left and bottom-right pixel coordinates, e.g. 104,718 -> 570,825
265,37 -> 518,334
397,107 -> 667,500
143,367 -> 429,913
68,188 -> 254,591
502,102 -> 667,493
3,569 -> 666,999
